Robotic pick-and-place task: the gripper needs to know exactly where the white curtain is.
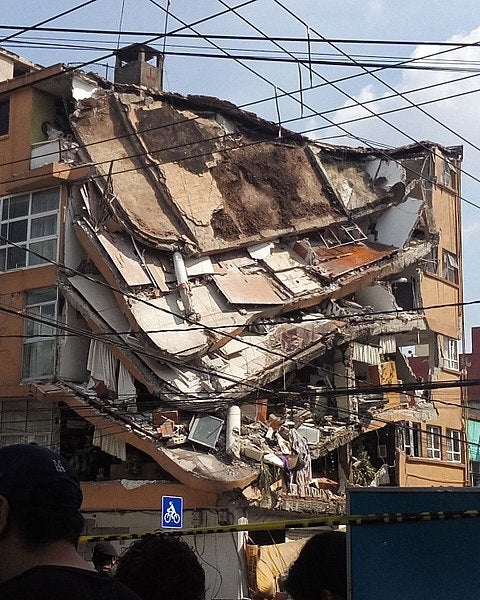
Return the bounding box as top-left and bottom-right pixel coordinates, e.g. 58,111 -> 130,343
87,340 -> 117,392
93,427 -> 126,461
118,362 -> 137,411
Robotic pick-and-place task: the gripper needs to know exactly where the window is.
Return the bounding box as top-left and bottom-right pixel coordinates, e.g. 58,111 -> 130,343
443,337 -> 459,371
442,250 -> 459,284
401,421 -> 422,457
441,159 -> 456,189
0,187 -> 60,272
318,222 -> 366,247
0,99 -> 9,136
0,399 -> 55,447
427,425 -> 442,460
446,429 -> 462,462
423,246 -> 439,276
22,287 -> 57,380
471,462 -> 480,486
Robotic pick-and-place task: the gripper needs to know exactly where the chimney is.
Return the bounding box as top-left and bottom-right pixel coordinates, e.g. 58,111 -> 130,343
114,43 -> 164,93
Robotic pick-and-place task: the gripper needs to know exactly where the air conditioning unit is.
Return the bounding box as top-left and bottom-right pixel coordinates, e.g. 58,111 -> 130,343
187,415 -> 224,450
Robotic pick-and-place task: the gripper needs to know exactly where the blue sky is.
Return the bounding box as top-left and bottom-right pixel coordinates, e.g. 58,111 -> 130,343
2,0 -> 480,346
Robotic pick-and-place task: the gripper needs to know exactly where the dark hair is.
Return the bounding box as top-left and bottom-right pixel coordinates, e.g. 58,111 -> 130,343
284,531 -> 347,600
115,536 -> 205,600
9,504 -> 85,546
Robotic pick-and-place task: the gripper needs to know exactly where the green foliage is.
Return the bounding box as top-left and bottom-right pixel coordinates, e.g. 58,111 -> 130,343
351,448 -> 377,486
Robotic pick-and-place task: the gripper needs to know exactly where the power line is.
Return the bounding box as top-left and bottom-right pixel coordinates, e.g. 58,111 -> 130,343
6,40 -> 480,72
3,25 -> 480,52
0,0 -> 262,99
0,295 -> 477,336
0,10 -> 470,398
268,0 -> 480,169
0,0 -> 101,45
2,7 -> 480,199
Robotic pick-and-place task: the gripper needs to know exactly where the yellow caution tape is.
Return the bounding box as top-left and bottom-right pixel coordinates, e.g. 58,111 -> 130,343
79,509 -> 480,544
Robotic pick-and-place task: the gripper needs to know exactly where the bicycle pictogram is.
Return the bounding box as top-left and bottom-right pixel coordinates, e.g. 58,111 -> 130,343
161,495 -> 183,528
164,501 -> 180,524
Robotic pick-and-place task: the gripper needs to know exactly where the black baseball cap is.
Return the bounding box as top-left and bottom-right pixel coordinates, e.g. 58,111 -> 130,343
0,443 -> 82,509
93,542 -> 118,558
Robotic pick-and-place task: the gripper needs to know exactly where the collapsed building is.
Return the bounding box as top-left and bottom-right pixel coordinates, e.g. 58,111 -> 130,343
0,44 -> 467,593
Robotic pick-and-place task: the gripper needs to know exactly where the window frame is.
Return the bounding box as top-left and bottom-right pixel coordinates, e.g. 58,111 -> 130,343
442,249 -> 459,285
426,425 -> 442,460
446,428 -> 462,463
440,159 -> 456,189
0,98 -> 9,136
0,187 -> 60,272
22,287 -> 58,380
471,461 -> 480,486
401,421 -> 422,457
0,398 -> 55,448
443,336 -> 459,371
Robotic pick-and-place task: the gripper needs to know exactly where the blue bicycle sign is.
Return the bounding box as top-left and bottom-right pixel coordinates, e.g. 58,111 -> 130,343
161,495 -> 183,529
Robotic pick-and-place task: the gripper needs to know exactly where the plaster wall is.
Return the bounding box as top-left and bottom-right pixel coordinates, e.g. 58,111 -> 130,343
0,87 -> 32,195
398,452 -> 466,486
0,265 -> 57,388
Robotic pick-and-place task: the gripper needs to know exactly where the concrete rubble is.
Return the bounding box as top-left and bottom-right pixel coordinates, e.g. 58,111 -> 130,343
25,61 -> 462,511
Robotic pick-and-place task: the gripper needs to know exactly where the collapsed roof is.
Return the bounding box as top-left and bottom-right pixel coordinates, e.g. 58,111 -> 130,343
44,83 -> 456,499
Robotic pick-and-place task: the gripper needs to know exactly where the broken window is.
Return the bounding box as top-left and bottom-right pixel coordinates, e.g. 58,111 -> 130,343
0,187 -> 60,271
392,278 -> 416,311
401,421 -> 421,457
440,159 -> 456,189
0,99 -> 9,136
446,429 -> 462,462
426,425 -> 442,460
442,250 -> 459,284
423,246 -> 439,276
0,399 -> 55,447
22,287 -> 57,380
442,336 -> 459,371
318,222 -> 366,248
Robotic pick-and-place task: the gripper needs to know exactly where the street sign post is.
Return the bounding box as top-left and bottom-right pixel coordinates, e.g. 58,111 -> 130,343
161,495 -> 183,529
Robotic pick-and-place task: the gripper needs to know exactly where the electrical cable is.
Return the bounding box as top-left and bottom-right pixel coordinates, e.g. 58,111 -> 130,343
3,23 -> 480,200
7,40 -> 480,72
222,0 -> 478,190
0,0 -> 102,45
272,0 -> 480,164
4,26 -> 480,49
0,5 -> 472,436
0,226 -> 466,404
0,294 -> 475,336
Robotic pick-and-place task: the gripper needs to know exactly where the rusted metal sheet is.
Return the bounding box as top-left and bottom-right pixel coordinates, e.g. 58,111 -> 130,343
212,270 -> 284,305
313,242 -> 394,278
96,230 -> 151,287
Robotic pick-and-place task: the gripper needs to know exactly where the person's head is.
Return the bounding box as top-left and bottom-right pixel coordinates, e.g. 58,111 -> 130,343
284,530 -> 347,600
115,535 -> 205,600
93,541 -> 118,573
0,443 -> 84,548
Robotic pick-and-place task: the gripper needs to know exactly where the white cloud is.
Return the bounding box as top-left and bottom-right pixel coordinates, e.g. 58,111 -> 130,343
329,25 -> 480,335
